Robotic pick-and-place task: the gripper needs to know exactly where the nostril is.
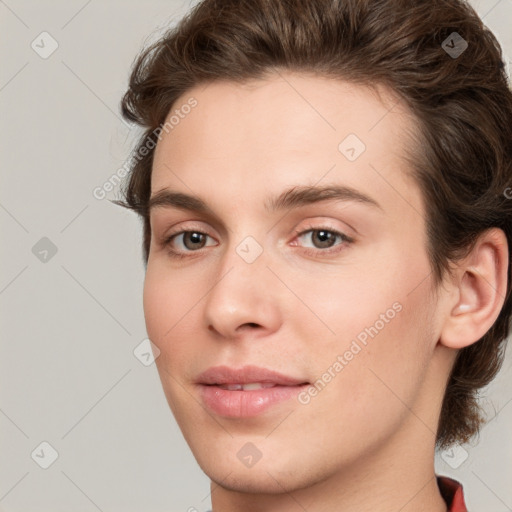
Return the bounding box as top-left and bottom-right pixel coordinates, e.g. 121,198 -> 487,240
239,322 -> 260,330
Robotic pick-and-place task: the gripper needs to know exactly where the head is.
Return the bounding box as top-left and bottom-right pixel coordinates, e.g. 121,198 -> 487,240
114,0 -> 512,495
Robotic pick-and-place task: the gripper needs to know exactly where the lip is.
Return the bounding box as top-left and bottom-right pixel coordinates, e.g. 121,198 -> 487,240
196,365 -> 310,417
196,364 -> 307,386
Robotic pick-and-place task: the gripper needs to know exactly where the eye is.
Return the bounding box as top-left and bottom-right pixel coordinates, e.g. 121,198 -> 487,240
162,225 -> 354,260
293,225 -> 354,256
163,230 -> 217,258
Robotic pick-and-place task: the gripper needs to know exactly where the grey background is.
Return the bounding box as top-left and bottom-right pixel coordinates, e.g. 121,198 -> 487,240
0,0 -> 511,511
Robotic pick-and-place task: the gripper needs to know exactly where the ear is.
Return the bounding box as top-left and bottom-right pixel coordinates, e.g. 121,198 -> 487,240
440,227 -> 509,349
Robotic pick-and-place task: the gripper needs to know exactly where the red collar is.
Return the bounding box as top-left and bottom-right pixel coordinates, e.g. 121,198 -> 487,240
437,476 -> 467,511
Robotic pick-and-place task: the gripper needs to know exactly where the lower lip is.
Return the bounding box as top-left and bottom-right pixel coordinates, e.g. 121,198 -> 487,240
198,384 -> 308,417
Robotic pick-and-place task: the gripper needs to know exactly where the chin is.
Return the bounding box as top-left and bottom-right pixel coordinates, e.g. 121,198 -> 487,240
191,439 -> 332,497
200,460 -> 310,495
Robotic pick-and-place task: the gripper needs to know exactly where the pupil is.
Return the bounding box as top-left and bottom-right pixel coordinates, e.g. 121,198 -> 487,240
186,232 -> 204,249
315,230 -> 334,248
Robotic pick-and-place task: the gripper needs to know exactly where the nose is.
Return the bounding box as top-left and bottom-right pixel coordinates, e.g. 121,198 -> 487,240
202,241 -> 282,340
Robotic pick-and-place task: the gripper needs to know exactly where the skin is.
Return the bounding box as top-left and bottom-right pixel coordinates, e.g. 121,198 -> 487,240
143,71 -> 508,512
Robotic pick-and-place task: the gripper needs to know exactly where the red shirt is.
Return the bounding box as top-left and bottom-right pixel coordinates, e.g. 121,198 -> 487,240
437,476 -> 467,511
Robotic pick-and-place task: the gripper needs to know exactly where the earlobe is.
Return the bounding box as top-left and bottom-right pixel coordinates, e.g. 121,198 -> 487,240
440,228 -> 509,350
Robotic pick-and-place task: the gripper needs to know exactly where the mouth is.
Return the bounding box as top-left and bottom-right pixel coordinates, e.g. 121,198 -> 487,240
196,365 -> 310,417
215,382 -> 284,390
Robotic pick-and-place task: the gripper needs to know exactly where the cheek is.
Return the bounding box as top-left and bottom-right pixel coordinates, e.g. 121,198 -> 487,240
142,264 -> 198,366
142,264 -> 205,421
143,268 -> 171,347
297,240 -> 435,403
289,245 -> 429,351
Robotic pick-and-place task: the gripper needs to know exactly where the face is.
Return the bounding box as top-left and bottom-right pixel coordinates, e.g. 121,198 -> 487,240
144,72 -> 449,495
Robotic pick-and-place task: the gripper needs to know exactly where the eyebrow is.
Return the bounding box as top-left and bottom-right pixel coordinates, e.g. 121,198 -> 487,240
148,184 -> 383,216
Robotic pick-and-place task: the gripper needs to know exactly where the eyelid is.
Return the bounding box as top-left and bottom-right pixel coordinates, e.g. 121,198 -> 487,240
162,222 -> 215,243
162,221 -> 350,243
292,222 -> 353,239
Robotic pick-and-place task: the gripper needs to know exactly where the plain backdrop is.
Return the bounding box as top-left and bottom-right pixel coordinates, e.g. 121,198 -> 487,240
1,0 -> 511,511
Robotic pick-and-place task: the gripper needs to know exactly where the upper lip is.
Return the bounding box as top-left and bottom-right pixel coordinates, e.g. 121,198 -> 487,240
196,365 -> 308,386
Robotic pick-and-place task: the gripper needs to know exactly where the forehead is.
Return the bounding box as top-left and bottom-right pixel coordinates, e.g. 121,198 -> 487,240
150,71 -> 422,217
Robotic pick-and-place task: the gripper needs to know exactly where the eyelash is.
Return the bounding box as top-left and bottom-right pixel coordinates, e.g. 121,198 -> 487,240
162,225 -> 354,260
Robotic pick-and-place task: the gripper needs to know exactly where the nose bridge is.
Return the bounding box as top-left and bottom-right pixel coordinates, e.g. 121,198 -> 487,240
202,229 -> 281,336
209,231 -> 269,304
216,211 -> 271,279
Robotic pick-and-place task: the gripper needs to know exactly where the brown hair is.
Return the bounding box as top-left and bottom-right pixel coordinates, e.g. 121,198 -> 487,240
113,0 -> 512,448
